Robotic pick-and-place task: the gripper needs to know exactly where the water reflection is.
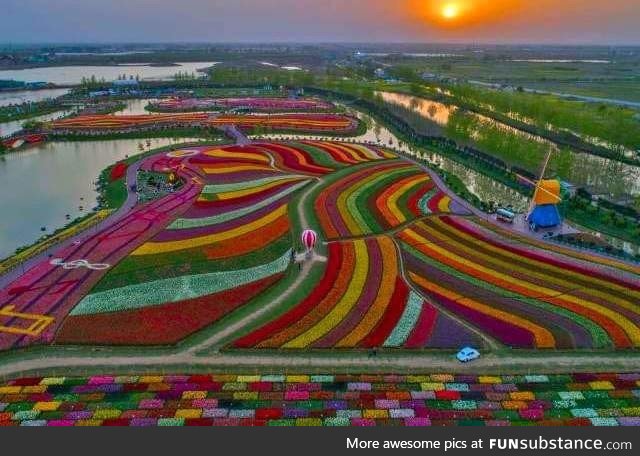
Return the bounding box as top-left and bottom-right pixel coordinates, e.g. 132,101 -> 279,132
0,110 -> 72,137
0,137 -> 205,259
0,62 -> 216,85
377,91 -> 640,198
0,88 -> 70,107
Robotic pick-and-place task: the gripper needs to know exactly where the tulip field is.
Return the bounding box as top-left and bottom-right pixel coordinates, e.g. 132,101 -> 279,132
151,97 -> 334,112
48,113 -> 358,134
1,373 -> 639,427
233,236 -> 482,349
1,138 -> 639,353
209,114 -> 357,133
397,216 -> 640,350
312,161 -> 470,239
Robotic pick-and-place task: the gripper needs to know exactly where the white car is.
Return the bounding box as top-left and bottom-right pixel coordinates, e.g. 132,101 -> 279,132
456,347 -> 480,363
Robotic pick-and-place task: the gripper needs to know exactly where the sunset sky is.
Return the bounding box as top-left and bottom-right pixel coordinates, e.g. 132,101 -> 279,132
1,0 -> 639,44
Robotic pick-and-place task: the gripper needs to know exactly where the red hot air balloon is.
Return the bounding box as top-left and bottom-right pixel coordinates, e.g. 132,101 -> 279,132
301,229 -> 318,252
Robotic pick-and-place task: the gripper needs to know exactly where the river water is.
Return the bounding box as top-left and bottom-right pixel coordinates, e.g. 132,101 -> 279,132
0,98 -> 155,137
0,88 -> 70,107
0,62 -> 216,85
377,91 -> 640,198
0,137 -> 205,259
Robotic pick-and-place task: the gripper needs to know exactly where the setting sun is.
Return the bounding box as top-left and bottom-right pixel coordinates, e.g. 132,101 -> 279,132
441,3 -> 460,19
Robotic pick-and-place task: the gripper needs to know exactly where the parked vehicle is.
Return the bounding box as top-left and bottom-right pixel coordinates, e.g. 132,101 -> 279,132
496,208 -> 515,224
456,347 -> 480,363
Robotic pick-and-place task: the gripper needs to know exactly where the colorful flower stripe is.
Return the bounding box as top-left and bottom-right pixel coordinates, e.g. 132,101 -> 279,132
232,237 -> 479,349
69,250 -> 291,316
420,190 -> 454,214
397,216 -> 640,349
300,141 -> 396,164
401,241 -> 609,349
202,216 -> 290,261
474,218 -> 640,278
401,225 -> 626,348
409,271 -> 555,349
257,242 -> 356,348
284,239 -> 370,348
383,292 -> 425,347
198,177 -> 306,202
132,204 -> 288,255
432,217 -> 640,341
49,113 -> 357,134
199,163 -> 275,175
210,114 -> 357,133
199,175 -> 303,195
200,147 -> 271,164
152,97 -> 334,112
255,143 -> 335,176
449,217 -> 640,294
171,181 -> 308,230
315,162 -> 443,239
375,175 -> 432,227
2,373 -> 638,426
233,242 -> 345,349
440,216 -> 640,306
56,274 -> 283,345
50,113 -> 209,130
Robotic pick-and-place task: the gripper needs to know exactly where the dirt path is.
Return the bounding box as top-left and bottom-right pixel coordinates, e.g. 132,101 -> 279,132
2,350 -> 640,379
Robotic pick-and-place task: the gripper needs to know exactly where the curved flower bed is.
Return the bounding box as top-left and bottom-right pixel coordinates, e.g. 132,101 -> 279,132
50,113 -> 209,130
397,216 -> 640,349
209,114 -> 358,134
48,113 -> 358,135
52,146 -> 314,346
314,162 -> 465,239
152,97 -> 334,112
232,236 -> 481,349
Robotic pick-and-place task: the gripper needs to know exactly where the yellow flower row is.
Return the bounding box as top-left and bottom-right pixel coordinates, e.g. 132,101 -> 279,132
133,204 -> 288,255
285,240 -> 369,348
336,237 -> 398,347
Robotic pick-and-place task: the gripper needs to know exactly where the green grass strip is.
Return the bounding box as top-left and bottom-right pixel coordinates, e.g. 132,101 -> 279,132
200,175 -> 305,195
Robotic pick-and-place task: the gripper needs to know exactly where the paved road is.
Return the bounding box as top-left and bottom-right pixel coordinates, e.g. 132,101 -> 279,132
1,351 -> 640,379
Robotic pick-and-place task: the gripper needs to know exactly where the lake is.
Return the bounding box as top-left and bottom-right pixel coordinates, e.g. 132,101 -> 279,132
0,99 -> 156,137
0,88 -> 70,107
0,62 -> 216,85
0,137 -> 205,259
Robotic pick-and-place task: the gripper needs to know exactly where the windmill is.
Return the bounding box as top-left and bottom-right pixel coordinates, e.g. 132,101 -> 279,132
526,150 -> 562,232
